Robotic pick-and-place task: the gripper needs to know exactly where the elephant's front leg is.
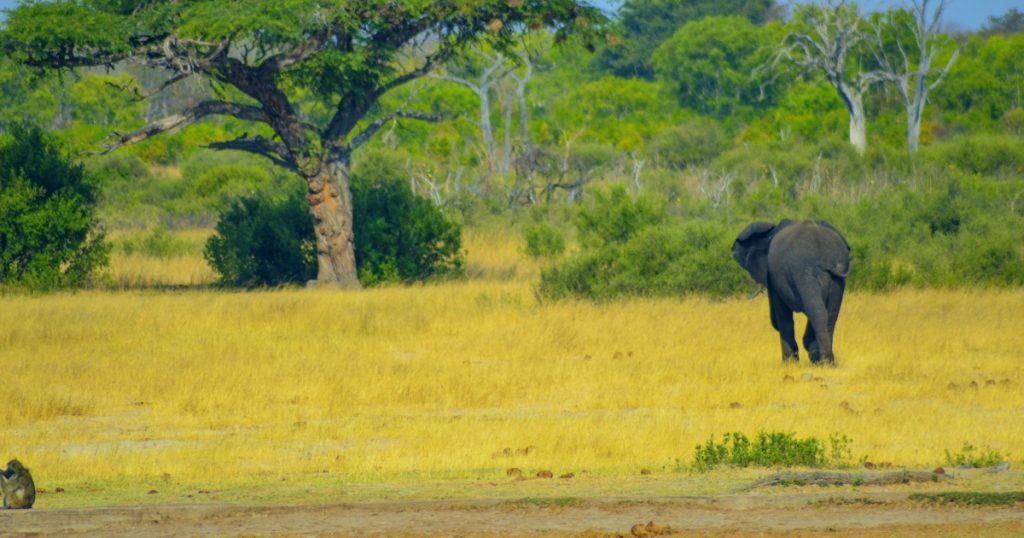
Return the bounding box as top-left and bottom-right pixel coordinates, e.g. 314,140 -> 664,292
769,294 -> 799,362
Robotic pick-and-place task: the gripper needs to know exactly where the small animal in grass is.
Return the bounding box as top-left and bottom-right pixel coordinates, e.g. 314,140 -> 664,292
1,459 -> 36,509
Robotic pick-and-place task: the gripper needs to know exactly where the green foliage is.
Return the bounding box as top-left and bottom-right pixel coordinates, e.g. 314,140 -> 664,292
204,189 -> 317,288
351,151 -> 465,285
652,17 -> 780,119
594,0 -> 778,79
647,117 -> 728,168
0,122 -> 109,290
693,431 -> 853,472
943,442 -> 1006,468
573,185 -> 666,248
539,186 -> 748,300
522,222 -> 566,260
116,226 -> 198,258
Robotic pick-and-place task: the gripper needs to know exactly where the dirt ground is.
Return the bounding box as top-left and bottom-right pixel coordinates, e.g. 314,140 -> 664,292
2,490 -> 1023,537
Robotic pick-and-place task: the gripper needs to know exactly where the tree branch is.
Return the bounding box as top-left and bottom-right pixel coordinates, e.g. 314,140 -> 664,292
206,135 -> 297,171
97,100 -> 265,154
345,110 -> 445,155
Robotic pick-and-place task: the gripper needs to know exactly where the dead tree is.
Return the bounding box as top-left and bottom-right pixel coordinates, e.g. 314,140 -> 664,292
431,50 -> 513,175
869,0 -> 960,152
774,1 -> 882,154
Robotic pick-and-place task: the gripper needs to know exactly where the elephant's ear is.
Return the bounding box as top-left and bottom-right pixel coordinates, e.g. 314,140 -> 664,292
736,221 -> 776,243
733,221 -> 775,287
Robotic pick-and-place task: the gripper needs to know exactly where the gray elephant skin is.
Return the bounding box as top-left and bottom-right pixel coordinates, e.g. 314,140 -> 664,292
732,219 -> 851,365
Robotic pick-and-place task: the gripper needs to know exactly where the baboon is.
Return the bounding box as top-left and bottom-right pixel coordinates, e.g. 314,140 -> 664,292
1,459 -> 35,509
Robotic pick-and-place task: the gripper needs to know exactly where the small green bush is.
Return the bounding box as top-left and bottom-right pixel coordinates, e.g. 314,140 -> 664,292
944,442 -> 1006,468
692,431 -> 853,472
0,121 -> 109,289
522,222 -> 566,260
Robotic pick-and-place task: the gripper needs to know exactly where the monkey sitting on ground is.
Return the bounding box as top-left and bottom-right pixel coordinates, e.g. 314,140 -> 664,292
1,459 -> 35,509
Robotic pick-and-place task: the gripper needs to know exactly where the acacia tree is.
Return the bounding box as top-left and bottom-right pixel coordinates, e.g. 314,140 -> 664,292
0,0 -> 601,287
869,0 -> 959,152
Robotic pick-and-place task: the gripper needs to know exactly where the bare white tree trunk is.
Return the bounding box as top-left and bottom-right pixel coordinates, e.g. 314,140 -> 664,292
870,0 -> 959,153
773,0 -> 880,154
431,52 -> 509,173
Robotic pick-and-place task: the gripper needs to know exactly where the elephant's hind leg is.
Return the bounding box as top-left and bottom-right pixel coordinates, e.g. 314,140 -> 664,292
803,324 -> 821,363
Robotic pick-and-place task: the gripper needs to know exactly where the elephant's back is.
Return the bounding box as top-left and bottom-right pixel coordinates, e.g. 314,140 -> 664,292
769,220 -> 851,278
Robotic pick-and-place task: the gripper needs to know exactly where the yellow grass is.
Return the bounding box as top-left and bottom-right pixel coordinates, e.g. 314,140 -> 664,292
1,228 -> 1022,503
2,278 -> 1023,494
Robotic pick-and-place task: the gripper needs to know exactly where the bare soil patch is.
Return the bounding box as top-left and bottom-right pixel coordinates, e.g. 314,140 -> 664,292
2,490 -> 1023,537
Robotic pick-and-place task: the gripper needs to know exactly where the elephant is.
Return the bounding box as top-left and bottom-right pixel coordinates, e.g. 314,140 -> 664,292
732,219 -> 851,365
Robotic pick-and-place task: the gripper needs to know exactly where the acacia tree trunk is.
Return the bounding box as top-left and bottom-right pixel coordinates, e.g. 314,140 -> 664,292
304,160 -> 360,288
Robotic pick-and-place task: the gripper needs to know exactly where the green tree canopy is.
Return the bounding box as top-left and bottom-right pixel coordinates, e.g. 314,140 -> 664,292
595,0 -> 779,79
652,16 -> 780,120
1,0 -> 604,288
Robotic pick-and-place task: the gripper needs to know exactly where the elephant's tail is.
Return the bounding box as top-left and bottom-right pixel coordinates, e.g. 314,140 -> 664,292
825,260 -> 850,279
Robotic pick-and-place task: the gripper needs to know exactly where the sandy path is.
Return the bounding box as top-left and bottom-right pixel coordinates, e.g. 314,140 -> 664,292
2,492 -> 1023,537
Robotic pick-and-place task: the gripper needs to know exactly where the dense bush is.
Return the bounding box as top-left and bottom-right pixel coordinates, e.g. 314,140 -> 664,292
204,189 -> 316,288
539,185 -> 748,300
351,150 -> 464,285
522,222 -> 566,260
0,122 -> 109,289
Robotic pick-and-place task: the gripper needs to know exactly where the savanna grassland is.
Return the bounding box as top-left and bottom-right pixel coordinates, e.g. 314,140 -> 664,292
1,229 -> 1022,510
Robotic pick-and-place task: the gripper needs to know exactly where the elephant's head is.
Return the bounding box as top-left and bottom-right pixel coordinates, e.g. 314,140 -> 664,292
732,220 -> 794,287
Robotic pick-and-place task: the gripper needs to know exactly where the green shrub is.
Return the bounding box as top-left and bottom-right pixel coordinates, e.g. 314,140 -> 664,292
944,442 -> 1006,468
573,184 -> 666,248
692,431 -> 853,472
539,184 -> 750,301
0,121 -> 109,289
351,159 -> 464,285
522,222 -> 566,260
204,190 -> 317,288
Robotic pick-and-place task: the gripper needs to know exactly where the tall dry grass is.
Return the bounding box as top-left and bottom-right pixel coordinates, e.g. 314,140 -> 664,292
1,227 -> 1022,496
1,277 -> 1022,489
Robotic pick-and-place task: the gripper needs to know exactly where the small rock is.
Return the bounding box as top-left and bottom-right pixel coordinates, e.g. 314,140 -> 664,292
536,470 -> 553,478
506,467 -> 523,477
559,472 -> 575,479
